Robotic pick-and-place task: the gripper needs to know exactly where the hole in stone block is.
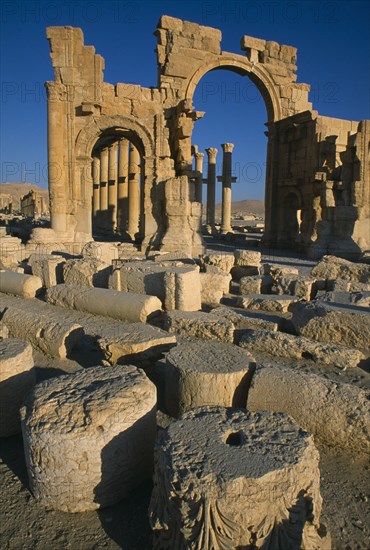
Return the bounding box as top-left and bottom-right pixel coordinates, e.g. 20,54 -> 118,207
226,432 -> 242,446
302,351 -> 314,360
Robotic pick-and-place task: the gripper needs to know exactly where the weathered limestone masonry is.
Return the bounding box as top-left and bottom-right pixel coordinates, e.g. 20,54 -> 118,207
44,15 -> 369,258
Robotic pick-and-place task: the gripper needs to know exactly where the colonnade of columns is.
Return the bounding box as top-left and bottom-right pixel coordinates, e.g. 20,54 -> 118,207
92,138 -> 141,239
192,143 -> 236,235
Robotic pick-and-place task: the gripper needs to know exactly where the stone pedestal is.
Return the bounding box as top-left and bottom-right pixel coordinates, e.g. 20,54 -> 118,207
205,148 -> 218,234
21,365 -> 157,512
164,341 -> 254,417
149,406 -> 331,549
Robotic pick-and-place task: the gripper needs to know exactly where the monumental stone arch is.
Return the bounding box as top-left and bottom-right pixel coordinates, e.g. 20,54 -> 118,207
44,15 -> 369,259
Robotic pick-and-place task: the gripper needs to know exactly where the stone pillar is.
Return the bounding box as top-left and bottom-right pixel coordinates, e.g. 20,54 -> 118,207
205,148 -> 218,234
108,142 -> 118,231
117,138 -> 129,234
220,143 -> 234,235
194,152 -> 204,204
92,156 -> 100,217
127,144 -> 140,239
47,83 -> 67,233
100,147 -> 108,229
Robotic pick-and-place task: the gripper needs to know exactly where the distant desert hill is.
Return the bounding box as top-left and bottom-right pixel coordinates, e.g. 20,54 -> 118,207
215,199 -> 264,216
0,183 -> 48,209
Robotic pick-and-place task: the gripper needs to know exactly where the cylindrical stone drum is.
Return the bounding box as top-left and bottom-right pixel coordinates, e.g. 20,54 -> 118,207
149,406 -> 331,549
21,365 -> 157,512
164,341 -> 255,417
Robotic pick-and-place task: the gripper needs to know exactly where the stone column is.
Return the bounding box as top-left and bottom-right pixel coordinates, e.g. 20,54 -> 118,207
194,152 -> 204,204
127,144 -> 141,239
205,148 -> 218,234
220,143 -> 234,235
46,82 -> 67,233
100,147 -> 108,229
108,142 -> 118,231
117,138 -> 129,234
92,156 -> 100,217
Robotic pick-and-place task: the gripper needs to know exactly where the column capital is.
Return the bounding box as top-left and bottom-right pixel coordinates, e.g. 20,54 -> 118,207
109,141 -> 118,151
205,148 -> 218,162
194,152 -> 204,160
221,143 -> 234,153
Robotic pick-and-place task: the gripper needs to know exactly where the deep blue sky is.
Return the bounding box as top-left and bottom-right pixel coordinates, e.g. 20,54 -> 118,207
1,0 -> 369,201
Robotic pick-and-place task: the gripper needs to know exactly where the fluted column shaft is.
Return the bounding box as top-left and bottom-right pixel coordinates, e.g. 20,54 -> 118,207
194,152 -> 204,204
205,148 -> 218,234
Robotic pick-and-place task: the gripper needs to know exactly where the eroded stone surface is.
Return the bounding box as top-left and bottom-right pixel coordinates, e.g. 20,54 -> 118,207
0,338 -> 35,437
291,301 -> 370,350
21,365 -> 157,512
237,293 -> 299,312
198,253 -> 235,273
234,249 -> 261,267
64,258 -> 111,288
199,265 -> 231,305
164,310 -> 234,342
28,253 -> 65,288
149,406 -> 330,549
164,341 -> 255,416
311,255 -> 370,283
239,329 -> 364,369
248,364 -> 370,453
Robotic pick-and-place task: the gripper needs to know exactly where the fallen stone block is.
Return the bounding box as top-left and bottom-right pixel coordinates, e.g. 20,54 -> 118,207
231,265 -> 260,280
28,253 -> 66,288
198,252 -> 235,273
248,364 -> 370,453
234,249 -> 261,267
82,241 -> 121,264
0,338 -> 36,437
109,261 -> 201,311
47,284 -> 162,323
164,341 -> 255,417
239,329 -> 364,369
291,301 -> 370,350
64,257 -> 111,288
164,310 -> 234,342
0,236 -> 25,266
237,294 -> 299,313
199,266 -> 231,305
211,305 -> 280,337
0,271 -> 43,298
98,324 -> 176,365
239,275 -> 272,294
331,279 -> 370,292
262,263 -> 300,278
0,292 -> 173,366
21,365 -> 157,512
2,306 -> 84,359
315,290 -> 370,307
149,406 -> 330,549
274,274 -> 315,301
311,255 -> 370,283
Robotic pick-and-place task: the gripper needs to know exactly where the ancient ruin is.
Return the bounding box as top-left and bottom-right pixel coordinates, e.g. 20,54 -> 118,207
0,14 -> 369,550
41,16 -> 369,259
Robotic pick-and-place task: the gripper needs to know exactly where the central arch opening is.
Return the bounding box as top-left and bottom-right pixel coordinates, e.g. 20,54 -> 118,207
91,129 -> 145,243
190,67 -> 269,239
